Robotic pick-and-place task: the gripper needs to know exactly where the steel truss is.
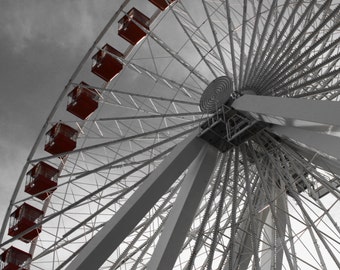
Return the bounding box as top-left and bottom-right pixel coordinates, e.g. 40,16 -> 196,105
1,1 -> 340,269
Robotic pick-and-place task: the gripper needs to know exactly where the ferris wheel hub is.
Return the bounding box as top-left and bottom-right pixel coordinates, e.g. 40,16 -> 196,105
199,76 -> 233,113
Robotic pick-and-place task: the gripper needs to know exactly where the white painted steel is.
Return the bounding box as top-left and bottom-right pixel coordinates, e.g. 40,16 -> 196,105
65,131 -> 206,270
148,143 -> 218,269
1,1 -> 340,269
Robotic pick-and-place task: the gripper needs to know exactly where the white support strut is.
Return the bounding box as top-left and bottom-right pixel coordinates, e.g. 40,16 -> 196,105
148,143 -> 218,269
66,130 -> 209,270
232,94 -> 340,128
260,187 -> 287,270
272,125 -> 340,161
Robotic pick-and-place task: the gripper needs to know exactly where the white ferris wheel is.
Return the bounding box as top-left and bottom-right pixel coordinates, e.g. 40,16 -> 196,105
1,0 -> 340,269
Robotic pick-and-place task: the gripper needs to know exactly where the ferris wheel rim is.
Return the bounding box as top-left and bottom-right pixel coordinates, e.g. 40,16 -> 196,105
1,1 -> 340,269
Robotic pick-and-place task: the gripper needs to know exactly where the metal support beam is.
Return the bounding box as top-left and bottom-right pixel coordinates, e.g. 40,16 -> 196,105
147,143 -> 218,269
224,186 -> 267,270
284,139 -> 340,177
65,131 -> 208,270
248,141 -> 295,269
260,188 -> 286,270
272,126 -> 340,161
232,94 -> 340,127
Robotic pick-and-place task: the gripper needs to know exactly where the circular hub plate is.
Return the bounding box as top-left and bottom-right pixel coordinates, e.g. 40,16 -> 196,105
199,76 -> 233,113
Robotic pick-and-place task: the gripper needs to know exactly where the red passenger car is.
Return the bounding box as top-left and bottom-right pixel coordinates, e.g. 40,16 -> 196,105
67,82 -> 99,119
91,44 -> 124,82
25,162 -> 59,200
44,122 -> 78,155
0,246 -> 32,270
149,0 -> 176,10
118,8 -> 150,45
8,203 -> 44,243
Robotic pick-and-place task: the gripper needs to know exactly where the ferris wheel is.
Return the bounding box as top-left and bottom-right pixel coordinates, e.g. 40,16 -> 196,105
1,0 -> 340,269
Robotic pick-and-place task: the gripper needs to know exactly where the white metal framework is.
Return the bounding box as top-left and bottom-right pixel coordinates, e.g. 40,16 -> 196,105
1,0 -> 340,269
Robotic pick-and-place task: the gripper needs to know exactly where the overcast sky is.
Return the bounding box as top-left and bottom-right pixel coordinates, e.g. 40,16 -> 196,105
0,0 -> 115,221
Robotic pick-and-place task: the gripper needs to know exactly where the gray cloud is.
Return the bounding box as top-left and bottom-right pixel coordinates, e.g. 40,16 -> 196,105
0,1 -> 107,52
0,0 -> 113,221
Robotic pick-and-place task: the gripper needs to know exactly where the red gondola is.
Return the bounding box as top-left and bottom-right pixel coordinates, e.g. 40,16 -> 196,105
149,0 -> 176,10
0,246 -> 32,270
8,204 -> 44,243
25,162 -> 59,200
118,8 -> 150,45
67,82 -> 99,119
91,44 -> 124,82
44,122 -> 78,155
